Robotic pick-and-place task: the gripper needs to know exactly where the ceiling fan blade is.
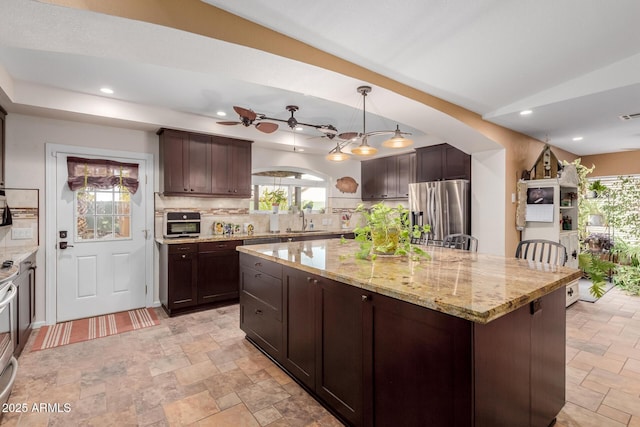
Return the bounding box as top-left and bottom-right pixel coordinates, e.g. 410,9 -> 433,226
233,106 -> 257,121
338,132 -> 360,140
255,122 -> 279,133
217,121 -> 241,125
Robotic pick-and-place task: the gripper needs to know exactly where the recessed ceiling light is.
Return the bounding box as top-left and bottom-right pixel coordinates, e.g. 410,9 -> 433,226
216,111 -> 227,117
100,87 -> 114,94
519,110 -> 532,116
572,136 -> 583,141
295,126 -> 303,131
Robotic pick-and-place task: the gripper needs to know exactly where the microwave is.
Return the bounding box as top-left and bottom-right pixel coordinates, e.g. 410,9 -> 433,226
164,212 -> 201,238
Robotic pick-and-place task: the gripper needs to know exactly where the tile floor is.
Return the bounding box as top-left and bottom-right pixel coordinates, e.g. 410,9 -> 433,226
0,287 -> 638,426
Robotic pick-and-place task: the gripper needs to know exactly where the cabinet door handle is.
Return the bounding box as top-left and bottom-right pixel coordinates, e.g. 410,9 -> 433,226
181,254 -> 186,259
254,273 -> 262,278
362,295 -> 370,302
217,244 -> 226,248
254,262 -> 262,267
568,288 -> 574,297
255,309 -> 263,315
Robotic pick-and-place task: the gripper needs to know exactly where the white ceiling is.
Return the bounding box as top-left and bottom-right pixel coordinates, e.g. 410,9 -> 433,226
1,0 -> 639,156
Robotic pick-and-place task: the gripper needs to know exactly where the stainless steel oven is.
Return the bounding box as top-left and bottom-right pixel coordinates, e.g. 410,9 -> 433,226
0,280 -> 18,407
164,212 -> 201,238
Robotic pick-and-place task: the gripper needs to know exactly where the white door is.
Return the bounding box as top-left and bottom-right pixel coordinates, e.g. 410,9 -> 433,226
56,153 -> 147,322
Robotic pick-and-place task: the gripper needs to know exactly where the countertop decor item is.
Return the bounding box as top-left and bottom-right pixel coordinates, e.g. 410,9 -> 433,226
353,202 -> 429,260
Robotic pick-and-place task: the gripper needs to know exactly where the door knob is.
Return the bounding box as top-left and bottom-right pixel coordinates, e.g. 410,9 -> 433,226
59,242 -> 74,249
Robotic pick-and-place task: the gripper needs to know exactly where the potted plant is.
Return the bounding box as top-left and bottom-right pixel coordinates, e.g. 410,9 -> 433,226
303,200 -> 313,213
353,202 -> 430,260
588,180 -> 608,198
262,188 -> 287,213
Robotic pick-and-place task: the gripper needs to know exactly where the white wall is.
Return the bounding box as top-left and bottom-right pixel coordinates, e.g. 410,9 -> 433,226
471,148 -> 506,256
5,114 -> 159,324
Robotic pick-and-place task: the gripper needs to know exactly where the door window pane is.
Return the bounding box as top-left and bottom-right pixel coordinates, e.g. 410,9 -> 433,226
75,187 -> 131,241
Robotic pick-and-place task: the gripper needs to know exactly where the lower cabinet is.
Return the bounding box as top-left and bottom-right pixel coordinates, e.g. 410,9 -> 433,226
160,241 -> 241,316
198,241 -> 241,304
14,253 -> 37,357
239,254 -> 283,359
281,267 -> 364,425
240,254 -> 565,427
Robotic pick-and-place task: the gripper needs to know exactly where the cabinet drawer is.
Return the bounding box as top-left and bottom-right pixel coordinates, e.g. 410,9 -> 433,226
241,267 -> 282,315
566,280 -> 580,307
241,292 -> 282,357
199,240 -> 241,252
168,243 -> 197,254
240,254 -> 282,279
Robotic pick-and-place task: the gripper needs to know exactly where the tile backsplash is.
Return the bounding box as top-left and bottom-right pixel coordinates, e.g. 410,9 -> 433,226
0,188 -> 39,249
154,193 -> 362,239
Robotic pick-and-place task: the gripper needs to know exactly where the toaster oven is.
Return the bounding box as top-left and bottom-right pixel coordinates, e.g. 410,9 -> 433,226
164,212 -> 201,238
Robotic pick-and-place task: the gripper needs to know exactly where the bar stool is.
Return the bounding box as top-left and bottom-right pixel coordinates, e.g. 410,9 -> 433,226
515,239 -> 567,266
443,233 -> 478,251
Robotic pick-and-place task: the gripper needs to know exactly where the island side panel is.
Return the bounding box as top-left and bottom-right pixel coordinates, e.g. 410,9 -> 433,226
366,291 -> 473,427
473,286 -> 566,427
531,286 -> 566,427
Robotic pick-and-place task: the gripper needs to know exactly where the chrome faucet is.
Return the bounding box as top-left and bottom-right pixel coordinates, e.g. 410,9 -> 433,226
300,209 -> 308,231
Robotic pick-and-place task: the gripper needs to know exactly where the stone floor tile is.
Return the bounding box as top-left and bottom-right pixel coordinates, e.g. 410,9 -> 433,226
556,401 -> 626,427
565,382 -> 604,411
174,360 -> 220,386
253,405 -> 282,426
196,403 -> 259,426
602,388 -> 640,417
597,404 -> 632,425
162,390 -> 220,425
216,392 -> 242,411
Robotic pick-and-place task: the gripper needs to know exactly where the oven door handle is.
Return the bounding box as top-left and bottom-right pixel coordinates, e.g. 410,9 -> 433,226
0,357 -> 18,405
0,283 -> 17,311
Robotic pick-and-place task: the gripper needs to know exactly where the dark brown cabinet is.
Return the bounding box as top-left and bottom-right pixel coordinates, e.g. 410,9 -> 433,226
365,290 -> 472,427
14,252 -> 36,357
361,153 -> 414,200
210,137 -> 252,197
160,241 -> 242,316
160,243 -> 198,313
159,128 -> 252,197
416,143 -> 471,182
240,254 -> 283,359
198,241 -> 241,304
315,274 -> 364,426
158,129 -> 212,194
241,254 -> 566,427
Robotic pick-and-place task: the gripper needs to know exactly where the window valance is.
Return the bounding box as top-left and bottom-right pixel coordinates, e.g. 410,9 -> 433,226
67,156 -> 139,194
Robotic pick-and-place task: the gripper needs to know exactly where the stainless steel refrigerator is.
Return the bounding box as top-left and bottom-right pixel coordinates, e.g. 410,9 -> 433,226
408,180 -> 470,242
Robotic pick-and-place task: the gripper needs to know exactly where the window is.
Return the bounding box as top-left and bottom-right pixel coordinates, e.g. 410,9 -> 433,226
251,170 -> 328,212
66,156 -> 139,241
76,187 -> 132,241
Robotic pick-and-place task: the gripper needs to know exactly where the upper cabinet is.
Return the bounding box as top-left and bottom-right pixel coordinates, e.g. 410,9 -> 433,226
361,153 -> 415,201
0,106 -> 5,187
416,143 -> 471,182
159,128 -> 252,197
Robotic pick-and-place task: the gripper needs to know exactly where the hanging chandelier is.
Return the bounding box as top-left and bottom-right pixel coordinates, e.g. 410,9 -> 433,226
326,86 -> 413,161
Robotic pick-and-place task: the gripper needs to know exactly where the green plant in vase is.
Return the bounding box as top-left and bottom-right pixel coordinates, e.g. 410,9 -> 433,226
261,188 -> 287,212
353,202 -> 430,260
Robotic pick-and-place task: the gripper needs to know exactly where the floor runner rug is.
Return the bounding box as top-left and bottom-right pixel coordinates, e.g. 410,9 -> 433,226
31,308 -> 159,351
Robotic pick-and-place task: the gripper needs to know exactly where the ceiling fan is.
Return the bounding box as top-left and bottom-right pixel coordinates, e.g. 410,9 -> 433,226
217,106 -> 279,133
219,105 -> 339,137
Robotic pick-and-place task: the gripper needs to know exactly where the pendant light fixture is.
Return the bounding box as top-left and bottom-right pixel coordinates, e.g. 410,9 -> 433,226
325,142 -> 350,161
350,86 -> 378,157
382,124 -> 413,148
326,86 -> 414,161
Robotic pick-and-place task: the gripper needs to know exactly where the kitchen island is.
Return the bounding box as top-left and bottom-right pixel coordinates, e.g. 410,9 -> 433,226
237,239 -> 582,427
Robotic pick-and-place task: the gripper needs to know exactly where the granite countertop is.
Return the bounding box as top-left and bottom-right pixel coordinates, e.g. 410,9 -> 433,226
156,229 -> 354,245
237,239 -> 582,324
0,246 -> 38,284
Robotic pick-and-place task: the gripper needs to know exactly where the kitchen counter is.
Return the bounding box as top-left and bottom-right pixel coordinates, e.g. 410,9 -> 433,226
237,238 -> 581,324
155,229 -> 354,245
0,246 -> 38,284
238,238 -> 579,426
